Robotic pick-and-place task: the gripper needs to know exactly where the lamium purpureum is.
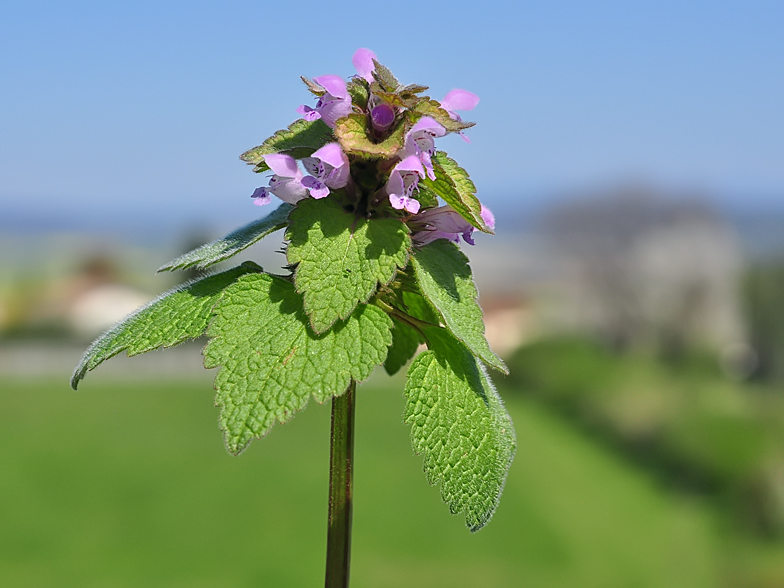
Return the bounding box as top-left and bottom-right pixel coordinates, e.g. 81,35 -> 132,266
71,48 -> 516,587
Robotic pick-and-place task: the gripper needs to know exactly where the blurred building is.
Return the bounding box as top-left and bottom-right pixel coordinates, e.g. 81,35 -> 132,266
467,186 -> 748,360
539,186 -> 746,357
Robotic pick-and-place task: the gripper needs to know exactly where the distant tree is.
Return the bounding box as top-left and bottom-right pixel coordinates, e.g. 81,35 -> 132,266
744,264 -> 784,381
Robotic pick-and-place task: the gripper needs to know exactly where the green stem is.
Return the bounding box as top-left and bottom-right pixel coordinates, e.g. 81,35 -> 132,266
324,380 -> 356,588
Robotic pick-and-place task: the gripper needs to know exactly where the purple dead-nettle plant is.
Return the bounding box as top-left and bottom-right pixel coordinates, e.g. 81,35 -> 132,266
71,49 -> 515,588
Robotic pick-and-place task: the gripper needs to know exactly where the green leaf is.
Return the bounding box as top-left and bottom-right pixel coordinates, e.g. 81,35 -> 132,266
421,152 -> 491,233
346,77 -> 369,109
371,59 -> 400,92
372,91 -> 407,108
414,184 -> 440,210
158,204 -> 293,272
412,240 -> 507,374
300,75 -> 325,96
71,263 -> 261,389
400,83 -> 429,95
385,318 -> 422,376
240,118 -> 333,172
412,99 -> 475,133
204,272 -> 392,454
405,325 -> 516,531
287,197 -> 410,333
383,291 -> 440,376
334,113 -> 405,159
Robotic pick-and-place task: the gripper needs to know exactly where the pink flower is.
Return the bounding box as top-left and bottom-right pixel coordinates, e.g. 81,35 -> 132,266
412,204 -> 495,246
440,89 -> 479,142
250,153 -> 308,206
352,48 -> 377,83
401,117 -> 446,180
385,155 -> 425,214
301,143 -> 350,199
297,75 -> 353,128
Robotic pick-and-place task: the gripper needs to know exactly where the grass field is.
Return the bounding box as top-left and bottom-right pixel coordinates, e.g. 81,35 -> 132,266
0,369 -> 760,588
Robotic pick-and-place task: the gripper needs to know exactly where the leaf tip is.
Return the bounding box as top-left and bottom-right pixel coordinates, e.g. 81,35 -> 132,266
70,362 -> 87,390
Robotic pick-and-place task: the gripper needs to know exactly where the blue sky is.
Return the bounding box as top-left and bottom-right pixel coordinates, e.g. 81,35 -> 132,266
1,0 -> 782,233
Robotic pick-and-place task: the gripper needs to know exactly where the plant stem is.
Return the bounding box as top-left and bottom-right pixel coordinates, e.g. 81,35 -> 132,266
324,380 -> 356,588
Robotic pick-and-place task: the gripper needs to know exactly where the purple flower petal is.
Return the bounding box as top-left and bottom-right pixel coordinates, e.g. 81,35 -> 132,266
420,152 -> 436,181
270,178 -> 309,204
317,96 -> 353,128
370,103 -> 395,131
394,154 -> 426,177
480,204 -> 495,231
412,205 -> 480,245
410,116 -> 446,137
297,104 -> 322,122
325,164 -> 350,189
389,194 -> 420,214
301,157 -> 323,178
263,154 -> 300,178
301,175 -> 330,199
352,48 -> 377,83
440,89 -> 480,113
250,187 -> 272,206
311,142 -> 348,170
313,75 -> 348,99
415,229 -> 461,246
404,198 -> 421,214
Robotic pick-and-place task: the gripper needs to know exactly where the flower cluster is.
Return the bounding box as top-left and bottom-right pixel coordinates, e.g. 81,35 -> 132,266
247,48 -> 493,246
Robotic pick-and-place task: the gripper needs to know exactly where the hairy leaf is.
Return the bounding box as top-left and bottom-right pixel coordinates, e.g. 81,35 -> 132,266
334,113 -> 405,159
412,99 -> 475,133
158,204 -> 293,272
204,272 -> 392,454
400,83 -> 429,95
372,91 -> 407,108
240,118 -> 333,172
71,263 -> 261,388
421,152 -> 491,233
346,78 -> 369,109
371,59 -> 400,92
405,326 -> 516,531
300,75 -> 325,96
287,197 -> 410,333
412,240 -> 507,374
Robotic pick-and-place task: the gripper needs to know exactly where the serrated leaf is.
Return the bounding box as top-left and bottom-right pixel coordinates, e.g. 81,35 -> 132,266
301,75 -> 325,96
334,113 -> 406,159
401,83 -> 429,95
204,272 -> 392,454
383,290 -> 440,375
405,325 -> 516,531
412,240 -> 507,374
346,77 -> 369,109
421,152 -> 491,233
240,118 -> 333,172
373,91 -> 407,108
413,99 -> 476,133
71,263 -> 261,389
287,197 -> 410,333
158,204 -> 293,272
371,59 -> 399,92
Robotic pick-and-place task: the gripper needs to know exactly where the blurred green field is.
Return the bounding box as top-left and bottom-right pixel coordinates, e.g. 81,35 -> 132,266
0,371 -> 776,588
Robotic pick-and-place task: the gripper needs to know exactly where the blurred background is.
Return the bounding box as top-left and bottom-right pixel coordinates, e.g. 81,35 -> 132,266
2,1 -> 784,586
